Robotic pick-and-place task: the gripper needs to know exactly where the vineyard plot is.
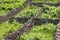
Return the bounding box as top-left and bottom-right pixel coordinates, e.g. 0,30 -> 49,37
0,0 -> 60,40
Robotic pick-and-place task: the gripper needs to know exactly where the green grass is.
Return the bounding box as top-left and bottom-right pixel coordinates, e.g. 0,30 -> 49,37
16,5 -> 59,18
32,0 -> 60,3
0,0 -> 25,15
0,20 -> 22,40
20,23 -> 56,40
